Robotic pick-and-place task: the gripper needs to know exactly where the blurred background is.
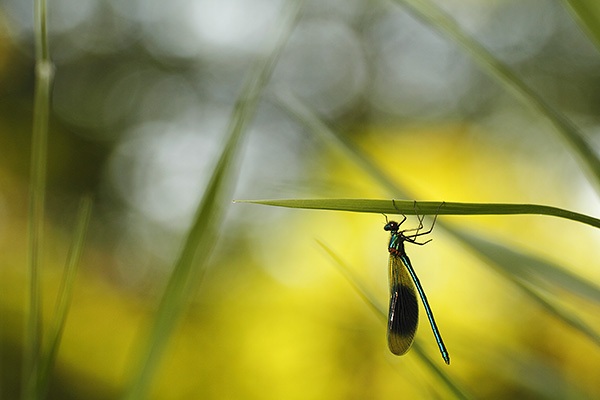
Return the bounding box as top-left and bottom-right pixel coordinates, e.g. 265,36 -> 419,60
1,0 -> 600,398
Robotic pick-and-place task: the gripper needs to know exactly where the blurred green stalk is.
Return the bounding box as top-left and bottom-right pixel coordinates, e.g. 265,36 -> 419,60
122,2 -> 303,399
23,0 -> 54,399
562,0 -> 600,52
393,0 -> 600,195
317,240 -> 474,400
271,92 -> 600,359
37,197 -> 93,398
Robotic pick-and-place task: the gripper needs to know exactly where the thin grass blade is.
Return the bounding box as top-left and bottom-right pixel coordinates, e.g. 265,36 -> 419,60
122,3 -> 303,399
272,90 -> 405,195
236,199 -> 600,229
410,341 -> 469,400
23,0 -> 54,397
242,198 -> 600,305
37,196 -> 93,398
260,94 -> 600,348
451,228 -> 600,304
316,239 -> 383,318
455,228 -> 600,347
317,240 -> 474,400
390,0 -> 600,194
562,0 -> 600,52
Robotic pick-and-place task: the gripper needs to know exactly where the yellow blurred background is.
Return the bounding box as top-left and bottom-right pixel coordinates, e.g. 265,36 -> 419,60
2,0 -> 600,399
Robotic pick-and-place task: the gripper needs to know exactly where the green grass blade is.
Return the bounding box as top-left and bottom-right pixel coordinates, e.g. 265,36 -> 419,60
23,0 -> 54,398
122,3 -> 303,399
253,94 -> 600,347
37,196 -> 93,398
317,240 -> 474,400
272,90 -> 406,196
451,227 -> 600,304
410,341 -> 469,400
245,198 -> 600,306
454,228 -> 600,347
390,0 -> 600,193
562,0 -> 600,52
316,240 -> 384,319
235,199 -> 600,229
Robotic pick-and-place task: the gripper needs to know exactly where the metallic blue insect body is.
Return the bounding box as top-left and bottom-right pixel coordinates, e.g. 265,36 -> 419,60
384,210 -> 450,365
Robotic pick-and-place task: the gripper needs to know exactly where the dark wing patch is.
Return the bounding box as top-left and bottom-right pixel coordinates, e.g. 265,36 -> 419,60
387,255 -> 419,355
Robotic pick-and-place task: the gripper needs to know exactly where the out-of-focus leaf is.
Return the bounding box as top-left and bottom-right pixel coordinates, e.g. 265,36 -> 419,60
456,227 -> 600,347
451,228 -> 600,304
38,196 -> 93,398
123,2 -> 304,399
266,93 -> 600,351
317,240 -> 474,400
563,0 -> 600,52
273,90 -> 405,195
24,0 -> 54,397
390,0 -> 600,195
242,197 -> 600,306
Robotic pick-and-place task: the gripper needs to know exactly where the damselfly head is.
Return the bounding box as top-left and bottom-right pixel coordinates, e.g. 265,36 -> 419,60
384,221 -> 399,232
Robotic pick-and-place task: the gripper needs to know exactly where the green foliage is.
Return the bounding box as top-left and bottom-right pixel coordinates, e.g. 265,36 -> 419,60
237,198 -> 600,229
252,10 -> 600,391
122,2 -> 304,399
23,0 -> 53,398
317,240 -> 474,400
21,0 -> 600,398
391,0 -> 600,194
564,0 -> 600,51
38,196 -> 93,398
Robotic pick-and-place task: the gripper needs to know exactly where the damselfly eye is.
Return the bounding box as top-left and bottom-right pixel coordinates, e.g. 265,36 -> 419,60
384,221 -> 398,231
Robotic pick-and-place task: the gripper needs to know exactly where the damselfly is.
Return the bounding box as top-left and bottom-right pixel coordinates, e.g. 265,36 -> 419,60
384,201 -> 449,364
